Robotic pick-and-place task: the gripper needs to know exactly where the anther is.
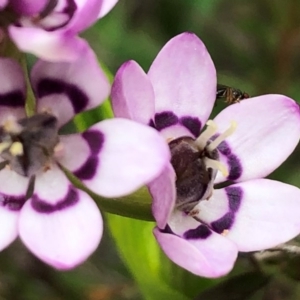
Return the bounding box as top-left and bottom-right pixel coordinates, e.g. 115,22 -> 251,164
0,142 -> 11,153
195,120 -> 218,149
9,142 -> 24,156
204,157 -> 229,177
207,120 -> 237,151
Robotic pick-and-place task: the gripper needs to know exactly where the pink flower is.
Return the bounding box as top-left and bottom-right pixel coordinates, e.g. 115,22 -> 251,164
6,0 -> 118,61
0,45 -> 169,269
111,32 -> 300,277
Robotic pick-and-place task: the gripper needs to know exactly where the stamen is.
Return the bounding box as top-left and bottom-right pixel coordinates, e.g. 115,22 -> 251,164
204,157 -> 229,177
195,120 -> 218,149
207,120 -> 237,151
9,142 -> 23,156
0,142 -> 11,153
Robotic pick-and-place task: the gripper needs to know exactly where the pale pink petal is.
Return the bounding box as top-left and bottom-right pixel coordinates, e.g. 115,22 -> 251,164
9,27 -> 88,62
80,118 -> 170,198
56,134 -> 90,172
111,60 -> 155,125
149,163 -> 176,229
98,0 -> 118,17
197,179 -> 300,251
148,32 -> 216,139
154,227 -> 237,278
0,0 -> 7,9
31,44 -> 110,127
19,189 -> 102,269
67,0 -> 103,33
0,206 -> 19,250
0,58 -> 26,121
213,95 -> 300,183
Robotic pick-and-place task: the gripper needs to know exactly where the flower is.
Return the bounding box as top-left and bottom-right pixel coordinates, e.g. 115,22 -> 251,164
111,32 -> 300,277
4,0 -> 118,61
0,45 -> 170,269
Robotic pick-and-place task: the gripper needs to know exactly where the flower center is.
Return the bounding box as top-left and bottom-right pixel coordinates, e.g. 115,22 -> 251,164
0,113 -> 60,177
169,120 -> 237,214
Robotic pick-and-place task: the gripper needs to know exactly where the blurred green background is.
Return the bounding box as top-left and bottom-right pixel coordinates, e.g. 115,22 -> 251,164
2,0 -> 300,299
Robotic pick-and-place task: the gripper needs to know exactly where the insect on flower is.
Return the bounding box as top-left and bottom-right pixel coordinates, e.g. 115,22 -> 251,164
216,84 -> 249,104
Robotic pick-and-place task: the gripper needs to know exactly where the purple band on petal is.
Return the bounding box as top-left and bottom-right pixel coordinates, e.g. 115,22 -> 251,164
162,224 -> 174,234
215,139 -> 242,181
180,116 -> 201,137
226,186 -> 242,212
37,78 -> 88,113
154,111 -> 178,131
148,119 -> 155,129
184,224 -> 212,240
0,91 -> 25,107
31,187 -> 79,213
82,130 -> 104,155
211,212 -> 234,234
0,194 -> 26,211
73,130 -> 104,180
42,0 -> 77,31
74,156 -> 98,180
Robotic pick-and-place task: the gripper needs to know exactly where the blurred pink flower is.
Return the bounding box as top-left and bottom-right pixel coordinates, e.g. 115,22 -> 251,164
6,0 -> 118,61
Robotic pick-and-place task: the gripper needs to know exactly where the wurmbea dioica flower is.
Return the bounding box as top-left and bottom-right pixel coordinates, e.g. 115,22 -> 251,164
0,46 -> 170,269
3,0 -> 118,61
111,32 -> 300,277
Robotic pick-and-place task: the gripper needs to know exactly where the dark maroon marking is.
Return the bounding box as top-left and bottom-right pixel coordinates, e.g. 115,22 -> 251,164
161,224 -> 174,234
37,78 -> 88,113
0,90 -> 25,107
216,139 -> 231,156
180,116 -> 201,137
0,195 -> 26,211
212,137 -> 242,181
184,224 -> 212,240
227,154 -> 242,181
74,156 -> 98,180
82,130 -> 104,155
226,186 -> 243,212
154,111 -> 178,131
148,119 -> 155,129
31,187 -> 79,213
43,0 -> 77,31
211,212 -> 234,234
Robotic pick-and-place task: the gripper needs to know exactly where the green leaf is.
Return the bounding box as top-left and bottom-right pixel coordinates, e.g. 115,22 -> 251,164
107,214 -> 218,299
194,271 -> 271,300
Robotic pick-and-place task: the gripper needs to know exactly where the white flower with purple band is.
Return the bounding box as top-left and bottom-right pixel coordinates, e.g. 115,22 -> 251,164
111,32 -> 300,278
3,0 -> 118,61
0,45 -> 169,269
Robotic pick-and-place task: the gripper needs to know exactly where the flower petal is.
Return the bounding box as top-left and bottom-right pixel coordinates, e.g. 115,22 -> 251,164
57,134 -> 90,172
148,32 -> 216,138
9,27 -> 88,62
149,163 -> 176,229
19,189 -> 102,269
154,226 -> 237,278
79,118 -> 170,198
0,206 -> 19,250
198,179 -> 300,251
0,0 -> 7,9
0,168 -> 29,251
98,0 -> 118,17
213,95 -> 300,182
111,60 -> 155,125
0,58 -> 26,121
67,0 -> 103,33
31,43 -> 110,127
10,0 -> 47,15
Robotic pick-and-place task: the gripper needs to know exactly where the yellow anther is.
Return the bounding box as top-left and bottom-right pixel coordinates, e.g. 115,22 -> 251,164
207,120 -> 237,151
221,229 -> 229,236
195,120 -> 218,149
9,142 -> 23,156
204,157 -> 229,177
0,141 -> 11,153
